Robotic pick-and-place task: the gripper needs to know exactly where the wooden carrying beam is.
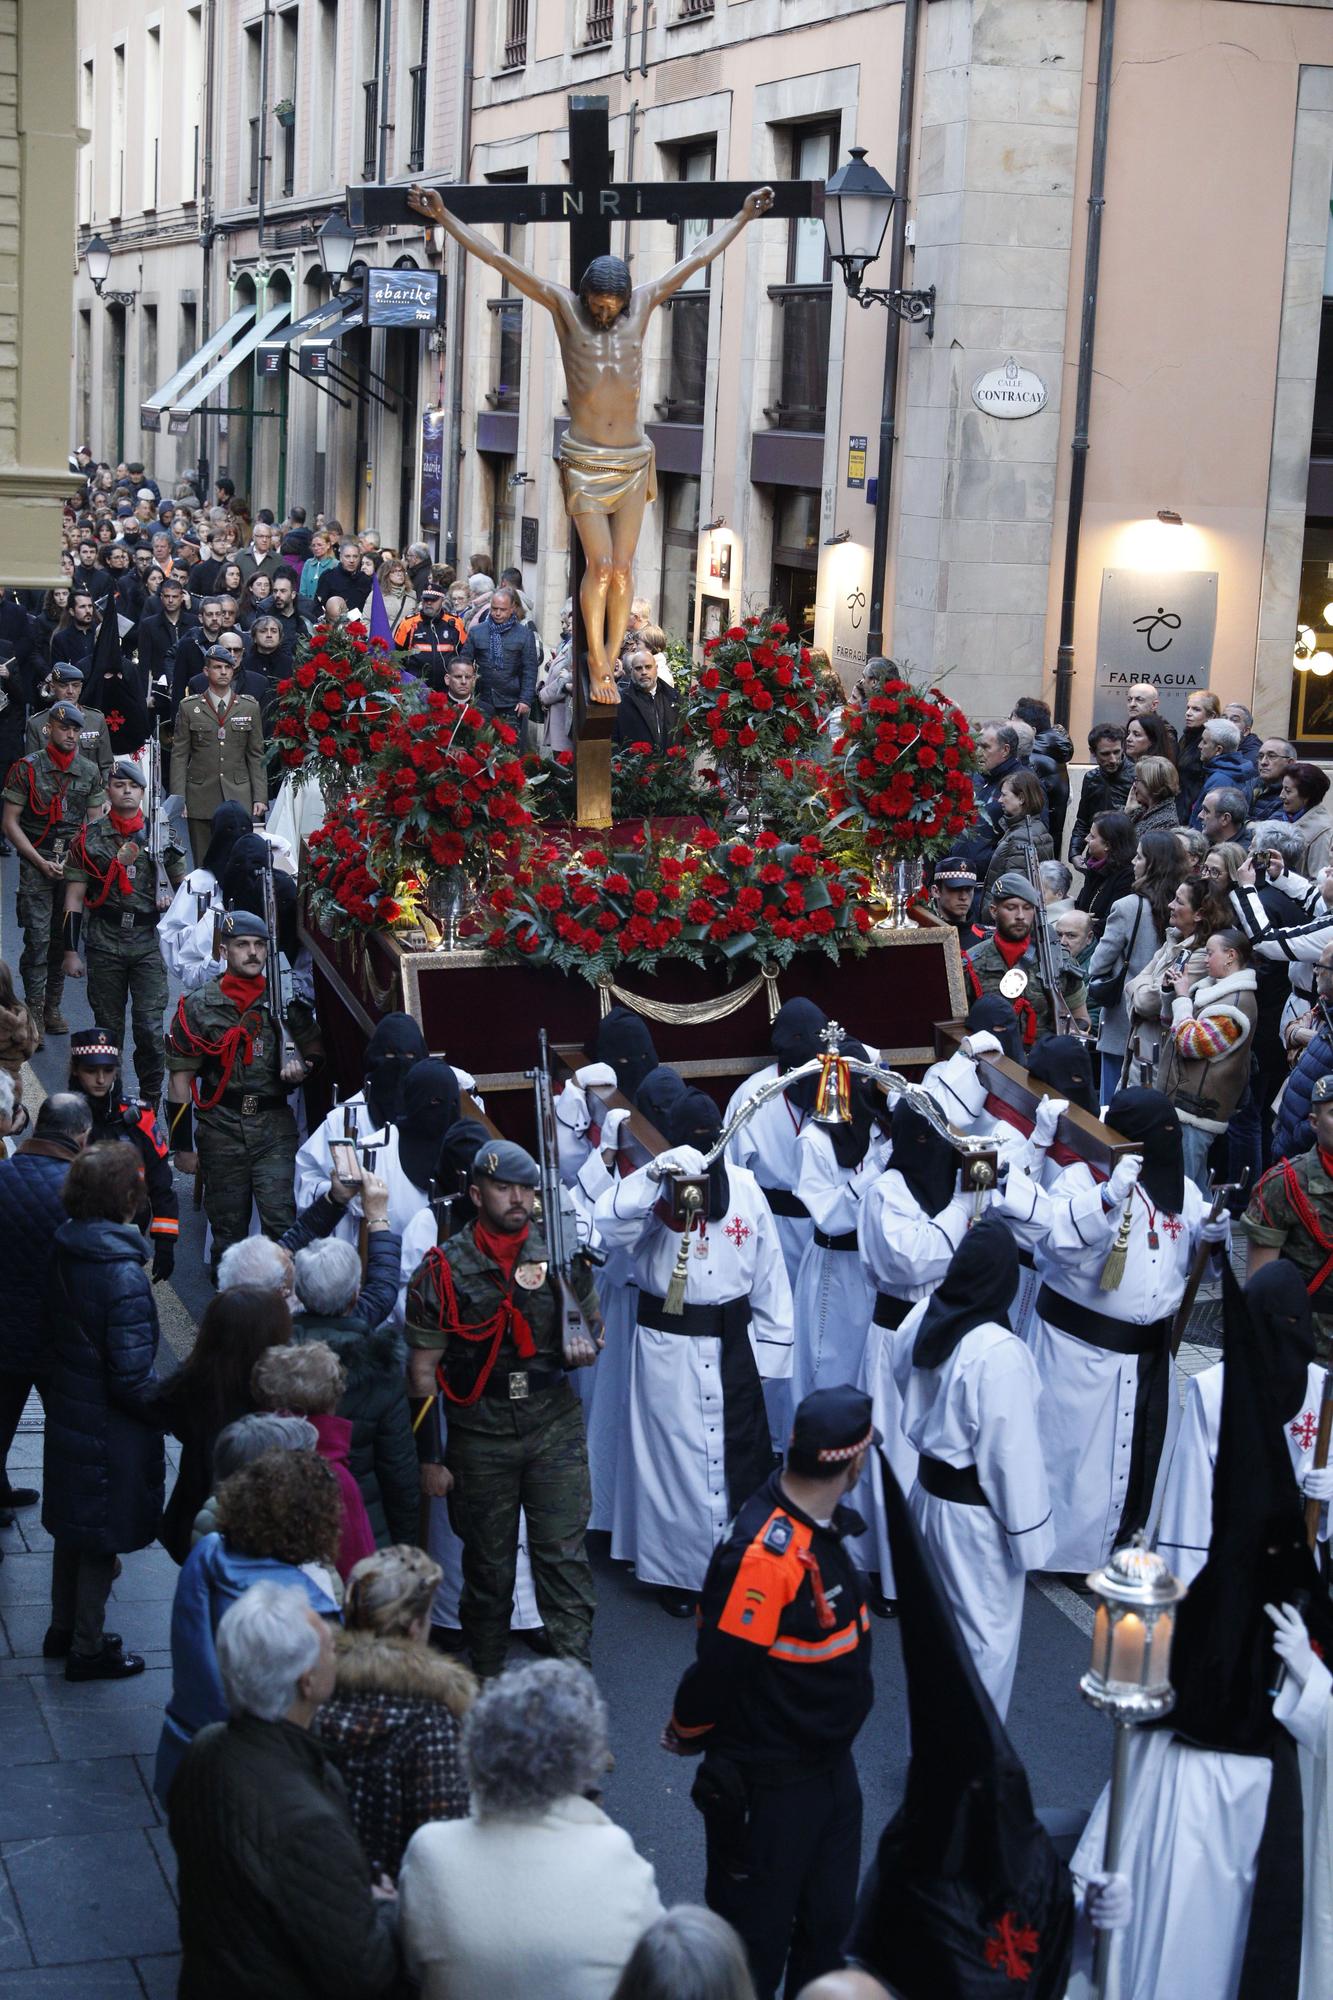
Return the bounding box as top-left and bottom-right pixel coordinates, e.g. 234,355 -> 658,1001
934,1023 -> 1136,1171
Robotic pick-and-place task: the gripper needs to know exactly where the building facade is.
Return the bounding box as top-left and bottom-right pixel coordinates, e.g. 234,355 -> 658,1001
69,0 -> 1333,758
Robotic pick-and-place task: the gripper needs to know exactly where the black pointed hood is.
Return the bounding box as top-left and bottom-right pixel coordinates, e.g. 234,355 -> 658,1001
890,1094 -> 957,1218
668,1087 -> 728,1223
844,1456 -> 1075,1999
1243,1260 -> 1317,1427
771,997 -> 827,1114
1105,1087 -> 1184,1215
362,1012 -> 429,1130
965,994 -> 1026,1068
394,1058 -> 462,1192
1026,1035 -> 1097,1118
594,1005 -> 659,1102
635,1065 -> 687,1138
913,1217 -> 1019,1370
201,800 -> 253,880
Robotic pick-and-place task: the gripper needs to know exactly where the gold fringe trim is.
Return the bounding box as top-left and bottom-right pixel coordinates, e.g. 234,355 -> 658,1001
598,965 -> 781,1027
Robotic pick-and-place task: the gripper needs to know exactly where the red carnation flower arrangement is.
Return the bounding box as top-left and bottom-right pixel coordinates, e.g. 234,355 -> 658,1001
825,672 -> 976,857
269,619 -> 408,786
683,612 -> 824,777
358,691 -> 533,883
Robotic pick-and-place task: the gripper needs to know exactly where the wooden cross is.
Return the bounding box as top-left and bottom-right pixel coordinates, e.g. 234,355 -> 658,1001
349,93 -> 820,827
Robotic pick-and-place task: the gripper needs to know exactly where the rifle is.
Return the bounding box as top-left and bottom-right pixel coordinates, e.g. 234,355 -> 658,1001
260,849 -> 300,1074
1305,1363 -> 1333,1553
528,1028 -> 599,1369
143,734 -> 173,911
342,1097 -> 371,1278
1170,1171 -> 1249,1357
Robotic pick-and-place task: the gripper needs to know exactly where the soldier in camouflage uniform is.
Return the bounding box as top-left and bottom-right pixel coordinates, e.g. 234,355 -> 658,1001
405,1139 -> 599,1678
0,699 -> 106,1043
1242,1069 -> 1333,1361
164,909 -> 321,1278
26,662 -> 113,784
61,759 -> 186,1110
963,871 -> 1090,1054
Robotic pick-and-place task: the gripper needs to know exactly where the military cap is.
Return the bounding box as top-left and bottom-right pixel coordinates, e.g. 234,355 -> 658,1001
48,699 -> 84,727
470,1139 -> 541,1188
218,910 -> 268,943
789,1386 -> 880,1467
112,758 -> 146,788
69,1028 -> 120,1068
50,662 -> 85,683
989,872 -> 1041,908
933,855 -> 977,888
1313,1074 -> 1333,1107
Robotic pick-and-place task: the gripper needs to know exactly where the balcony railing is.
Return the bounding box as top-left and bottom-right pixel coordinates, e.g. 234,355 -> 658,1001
486,297 -> 523,409
362,78 -> 379,179
247,119 -> 260,202
679,0 -> 714,16
657,291 -> 708,422
764,283 -> 832,433
408,62 -> 428,171
586,0 -> 614,43
503,0 -> 528,68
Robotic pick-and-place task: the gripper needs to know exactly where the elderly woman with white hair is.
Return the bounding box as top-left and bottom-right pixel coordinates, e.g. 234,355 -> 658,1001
287,1234 -> 419,1547
168,1580 -> 400,2000
399,1659 -> 663,1999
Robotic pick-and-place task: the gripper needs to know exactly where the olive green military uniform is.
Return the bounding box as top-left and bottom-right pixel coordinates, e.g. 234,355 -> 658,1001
26,704 -> 113,783
1242,1152 -> 1333,1361
64,816 -> 186,1106
169,689 -> 267,867
963,934 -> 1088,1051
164,976 -> 319,1276
406,1222 -> 599,1677
2,747 -> 105,1027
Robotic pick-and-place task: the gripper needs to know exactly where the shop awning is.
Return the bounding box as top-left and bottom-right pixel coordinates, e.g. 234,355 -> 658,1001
291,291 -> 365,381
255,293 -> 361,376
166,302 -> 293,433
140,302 -> 258,432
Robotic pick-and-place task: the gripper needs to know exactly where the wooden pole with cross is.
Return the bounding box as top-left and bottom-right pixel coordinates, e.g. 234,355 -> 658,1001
348,94 -> 820,827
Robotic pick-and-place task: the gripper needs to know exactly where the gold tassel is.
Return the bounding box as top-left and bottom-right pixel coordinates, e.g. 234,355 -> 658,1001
1099,1195 -> 1134,1291
663,1185 -> 703,1315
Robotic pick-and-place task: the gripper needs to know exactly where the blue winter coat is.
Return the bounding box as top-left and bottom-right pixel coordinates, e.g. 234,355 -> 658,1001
0,1148 -> 72,1375
1188,751 -> 1254,828
1273,1025 -> 1333,1162
41,1219 -> 165,1555
155,1534 -> 338,1804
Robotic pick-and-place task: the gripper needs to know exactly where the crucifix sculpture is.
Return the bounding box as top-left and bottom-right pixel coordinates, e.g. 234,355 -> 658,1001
349,95 -> 818,825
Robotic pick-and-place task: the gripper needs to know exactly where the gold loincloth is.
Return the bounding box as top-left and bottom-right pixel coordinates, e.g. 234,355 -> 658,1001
558,435 -> 657,519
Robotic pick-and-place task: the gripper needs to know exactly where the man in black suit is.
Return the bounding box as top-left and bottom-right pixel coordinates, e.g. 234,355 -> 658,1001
613,644 -> 679,755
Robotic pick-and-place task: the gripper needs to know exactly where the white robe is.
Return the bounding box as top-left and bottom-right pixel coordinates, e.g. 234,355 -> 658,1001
294,1092 -> 431,1270
1275,1658 -> 1333,2000
1156,1361 -> 1326,1583
891,1309 -> 1054,1719
788,1123 -> 889,1413
1071,1729 -> 1272,2000
592,1161 -> 793,1592
1029,1165 -> 1205,1571
159,869 -> 225,990
723,1065 -> 815,1285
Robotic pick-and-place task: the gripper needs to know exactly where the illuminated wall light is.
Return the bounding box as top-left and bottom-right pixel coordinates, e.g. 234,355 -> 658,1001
1110,515 -> 1209,572
1310,651 -> 1333,678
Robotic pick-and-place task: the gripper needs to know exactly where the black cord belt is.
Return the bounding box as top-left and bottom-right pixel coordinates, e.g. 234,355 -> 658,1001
918,1455 -> 987,1506
637,1291 -> 750,1339
814,1226 -> 859,1252
872,1292 -> 912,1330
760,1186 -> 809,1220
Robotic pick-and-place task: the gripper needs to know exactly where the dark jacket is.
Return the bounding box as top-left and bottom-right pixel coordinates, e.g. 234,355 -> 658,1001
41,1218 -> 164,1554
293,1311 -> 419,1546
0,1144 -> 74,1375
1188,750 -> 1253,828
138,607 -> 199,693
315,563 -> 373,614
958,753 -> 1025,876
1250,778 -> 1287,824
315,1630 -> 472,1876
49,622 -> 97,671
1272,1015 -> 1333,1162
1070,761 -> 1133,861
614,678 -> 680,755
168,1714 -> 400,2000
463,612 -> 539,715
1075,856 -> 1136,931
1029,724 -> 1073,846
1175,726 -> 1208,822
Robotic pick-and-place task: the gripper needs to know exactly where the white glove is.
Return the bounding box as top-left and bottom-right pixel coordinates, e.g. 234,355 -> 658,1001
1265,1601 -> 1318,1690
653,1144 -> 706,1177
600,1106 -> 632,1152
1199,1212 -> 1231,1247
963,1031 -> 1003,1060
553,1082 -> 589,1134
1107,1154 -> 1141,1203
1302,1464 -> 1333,1503
575,1062 -> 617,1093
1032,1096 -> 1069,1148
1084,1872 -> 1133,1933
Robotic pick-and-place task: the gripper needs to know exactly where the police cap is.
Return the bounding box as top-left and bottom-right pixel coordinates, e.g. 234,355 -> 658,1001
69,1028 -> 120,1068
989,872 -> 1041,908
48,700 -> 84,727
470,1139 -> 541,1188
788,1386 -> 880,1468
111,759 -> 146,788
218,910 -> 268,943
933,855 -> 977,889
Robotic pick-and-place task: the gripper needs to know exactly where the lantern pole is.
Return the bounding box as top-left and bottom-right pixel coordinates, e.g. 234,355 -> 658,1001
1079,1535 -> 1187,2000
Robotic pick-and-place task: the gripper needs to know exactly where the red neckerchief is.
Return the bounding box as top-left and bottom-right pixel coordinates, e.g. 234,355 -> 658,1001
219,971 -> 267,1014
10,748 -> 76,849
171,985 -> 262,1109
108,808 -> 144,837
473,1216 -> 530,1283
1320,1147 -> 1333,1182
973,933 -> 1040,1047
993,932 -> 1029,969
45,742 -> 75,773
78,806 -> 149,910
425,1224 -> 538,1407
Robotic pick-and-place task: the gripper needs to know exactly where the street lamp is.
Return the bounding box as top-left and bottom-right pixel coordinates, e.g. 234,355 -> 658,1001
1080,1536 -> 1187,2000
822,149 -> 934,337
317,212 -> 359,295
82,234 -> 137,308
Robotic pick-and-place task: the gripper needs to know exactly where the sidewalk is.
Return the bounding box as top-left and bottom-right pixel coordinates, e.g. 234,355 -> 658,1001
0,1410 -> 182,1998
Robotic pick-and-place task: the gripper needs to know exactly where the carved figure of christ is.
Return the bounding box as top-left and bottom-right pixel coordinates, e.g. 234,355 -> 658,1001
407,181 -> 774,701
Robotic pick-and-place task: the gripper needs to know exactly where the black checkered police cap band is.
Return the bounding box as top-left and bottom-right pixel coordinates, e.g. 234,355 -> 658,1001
69,1029 -> 120,1068
933,856 -> 977,890
788,1386 -> 881,1472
